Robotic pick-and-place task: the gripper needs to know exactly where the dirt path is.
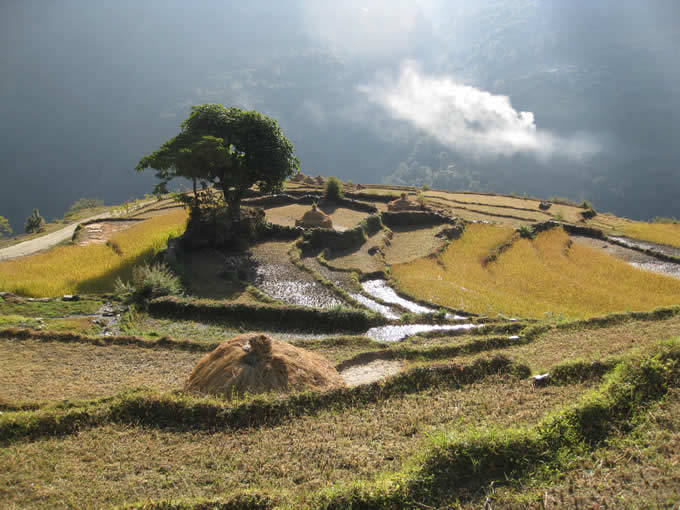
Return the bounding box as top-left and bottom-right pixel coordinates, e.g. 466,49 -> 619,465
340,359 -> 403,386
0,212 -> 111,261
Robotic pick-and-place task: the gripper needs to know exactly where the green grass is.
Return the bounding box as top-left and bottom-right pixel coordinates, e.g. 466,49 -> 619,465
0,296 -> 102,318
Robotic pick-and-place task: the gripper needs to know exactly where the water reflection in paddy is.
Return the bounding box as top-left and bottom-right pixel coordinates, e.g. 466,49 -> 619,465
365,323 -> 481,342
361,279 -> 467,320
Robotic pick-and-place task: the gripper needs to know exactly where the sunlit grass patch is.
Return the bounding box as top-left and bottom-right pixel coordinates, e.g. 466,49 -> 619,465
392,223 -> 680,319
622,220 -> 680,248
0,209 -> 187,297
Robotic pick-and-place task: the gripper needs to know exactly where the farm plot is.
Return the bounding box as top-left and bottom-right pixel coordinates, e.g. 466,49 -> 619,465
0,376 -> 589,508
392,223 -> 680,319
424,191 -> 585,223
0,208 -> 187,297
322,230 -> 387,274
250,241 -> 348,308
264,203 -> 369,231
425,313 -> 680,373
383,224 -> 447,265
0,337 -> 202,404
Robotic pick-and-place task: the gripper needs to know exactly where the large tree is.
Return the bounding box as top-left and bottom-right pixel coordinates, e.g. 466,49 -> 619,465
136,104 -> 299,220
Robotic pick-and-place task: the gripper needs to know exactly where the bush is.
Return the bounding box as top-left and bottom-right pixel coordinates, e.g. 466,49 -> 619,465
324,176 -> 344,200
115,263 -> 182,303
416,191 -> 425,208
581,207 -> 597,219
24,208 -> 45,234
0,216 -> 12,237
517,224 -> 536,240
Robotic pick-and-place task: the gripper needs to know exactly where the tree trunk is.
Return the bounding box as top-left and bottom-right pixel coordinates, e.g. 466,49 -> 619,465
219,183 -> 241,223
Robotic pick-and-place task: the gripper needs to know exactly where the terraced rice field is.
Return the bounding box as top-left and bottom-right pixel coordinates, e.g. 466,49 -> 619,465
0,208 -> 188,297
383,224 -> 447,265
322,230 -> 387,274
392,223 -> 680,319
264,204 -> 369,231
250,240 -> 348,308
3,184 -> 680,508
424,190 -> 585,223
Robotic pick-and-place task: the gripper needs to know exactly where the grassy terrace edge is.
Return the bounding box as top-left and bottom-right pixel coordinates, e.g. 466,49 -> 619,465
147,297 -> 384,332
119,339 -> 680,509
0,355 -> 527,444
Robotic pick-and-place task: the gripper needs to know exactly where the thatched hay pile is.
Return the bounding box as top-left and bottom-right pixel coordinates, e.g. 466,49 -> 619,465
295,204 -> 333,228
184,333 -> 345,398
387,192 -> 420,212
303,176 -> 316,185
314,175 -> 325,185
290,173 -> 306,182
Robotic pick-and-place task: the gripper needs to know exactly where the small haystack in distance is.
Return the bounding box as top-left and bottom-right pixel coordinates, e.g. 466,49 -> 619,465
295,204 -> 333,229
184,333 -> 345,398
314,175 -> 325,185
388,192 -> 420,212
290,172 -> 306,182
303,176 -> 316,185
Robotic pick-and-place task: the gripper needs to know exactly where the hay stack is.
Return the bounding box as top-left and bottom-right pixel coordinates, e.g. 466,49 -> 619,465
314,175 -> 325,185
387,192 -> 420,212
290,173 -> 305,182
184,333 -> 345,398
295,204 -> 333,228
303,176 -> 316,185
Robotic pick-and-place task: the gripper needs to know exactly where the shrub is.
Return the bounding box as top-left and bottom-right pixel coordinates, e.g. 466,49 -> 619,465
422,184 -> 430,191
115,263 -> 182,303
324,176 -> 344,201
0,216 -> 12,237
553,209 -> 565,222
416,191 -> 425,208
24,208 -> 45,234
581,207 -> 597,219
517,224 -> 536,240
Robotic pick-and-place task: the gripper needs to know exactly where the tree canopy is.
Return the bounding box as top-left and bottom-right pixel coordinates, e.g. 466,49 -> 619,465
136,104 -> 299,219
0,216 -> 12,237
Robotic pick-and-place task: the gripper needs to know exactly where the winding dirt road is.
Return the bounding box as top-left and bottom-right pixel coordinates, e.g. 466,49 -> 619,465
0,213 -> 111,261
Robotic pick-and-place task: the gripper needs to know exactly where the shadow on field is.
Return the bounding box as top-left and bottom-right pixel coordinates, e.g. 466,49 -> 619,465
74,248 -> 155,295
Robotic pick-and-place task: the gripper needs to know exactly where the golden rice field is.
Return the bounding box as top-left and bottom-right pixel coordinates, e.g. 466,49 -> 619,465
392,223 -> 680,319
622,221 -> 680,248
0,209 -> 188,297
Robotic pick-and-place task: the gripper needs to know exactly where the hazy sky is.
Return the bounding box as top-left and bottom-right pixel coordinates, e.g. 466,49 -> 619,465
1,0 -> 679,230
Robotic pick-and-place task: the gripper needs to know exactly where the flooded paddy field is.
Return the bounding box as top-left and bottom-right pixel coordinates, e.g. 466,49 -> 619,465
250,241 -> 347,309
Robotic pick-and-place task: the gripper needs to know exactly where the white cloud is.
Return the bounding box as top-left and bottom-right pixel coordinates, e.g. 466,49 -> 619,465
360,61 -> 599,161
